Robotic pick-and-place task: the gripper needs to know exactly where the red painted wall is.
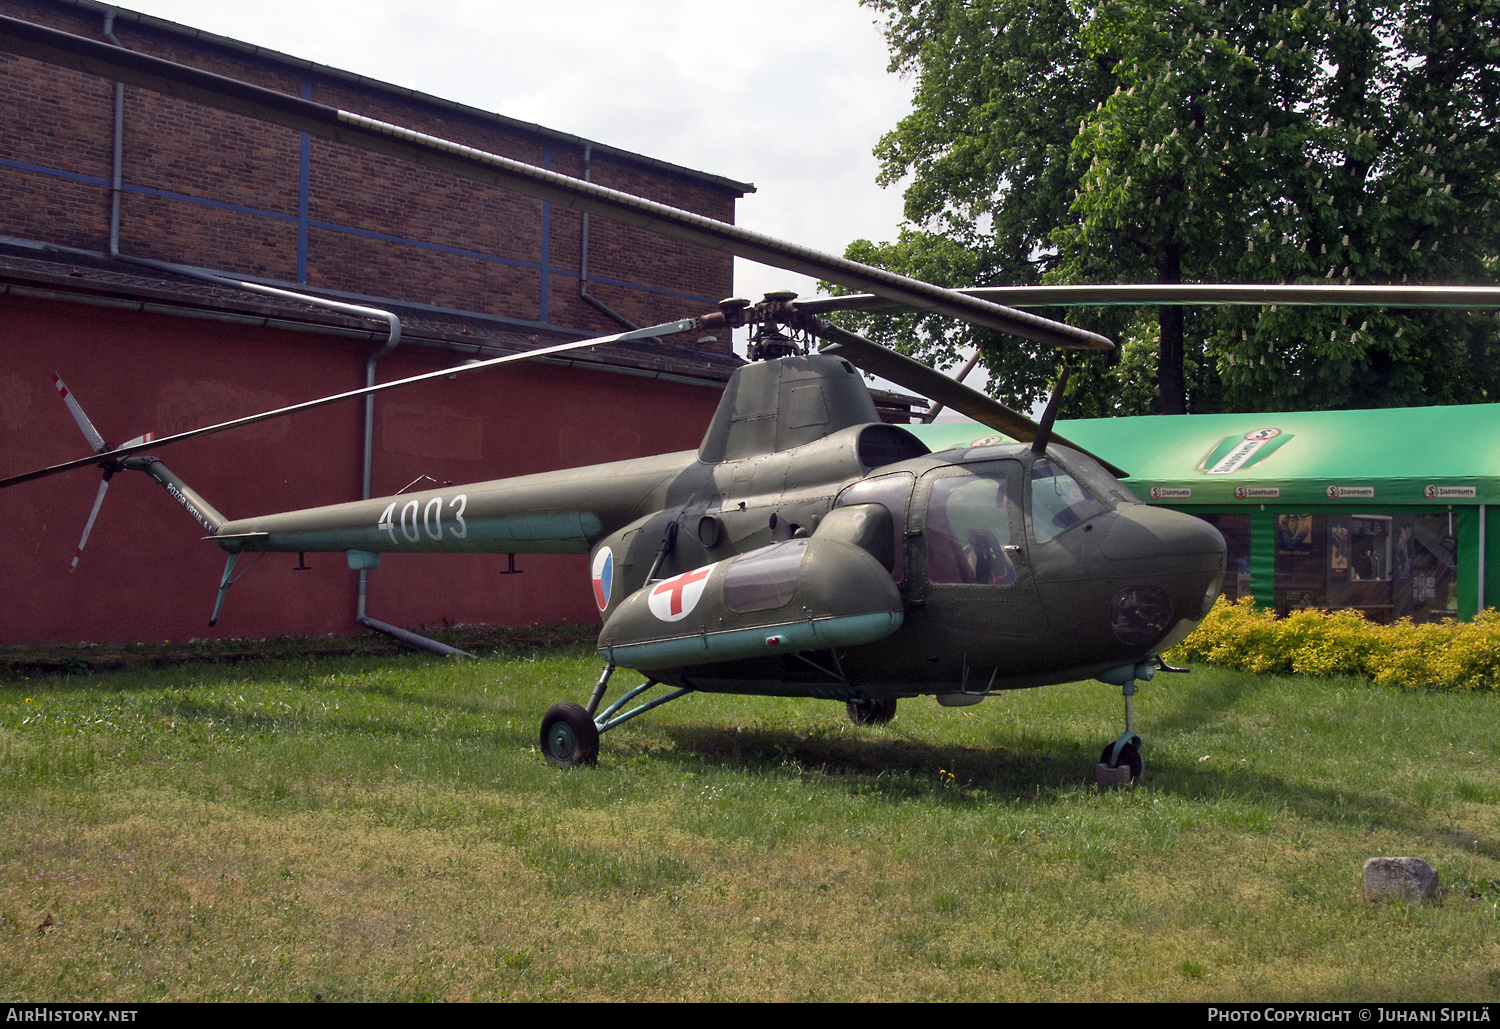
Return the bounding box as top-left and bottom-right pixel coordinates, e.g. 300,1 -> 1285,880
0,296 -> 724,644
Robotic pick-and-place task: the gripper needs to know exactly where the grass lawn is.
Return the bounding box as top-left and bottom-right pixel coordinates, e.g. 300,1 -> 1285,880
1,643 -> 1497,1001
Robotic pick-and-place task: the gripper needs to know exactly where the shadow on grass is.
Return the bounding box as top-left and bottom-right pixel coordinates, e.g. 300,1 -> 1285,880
1146,667 -> 1275,736
654,722 -> 1098,802
649,720 -> 1500,857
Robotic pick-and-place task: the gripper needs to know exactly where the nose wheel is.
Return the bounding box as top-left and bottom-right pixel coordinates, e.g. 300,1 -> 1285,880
1096,662 -> 1156,786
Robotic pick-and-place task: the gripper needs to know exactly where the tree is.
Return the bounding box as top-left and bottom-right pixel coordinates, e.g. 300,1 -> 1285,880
844,0 -> 1500,416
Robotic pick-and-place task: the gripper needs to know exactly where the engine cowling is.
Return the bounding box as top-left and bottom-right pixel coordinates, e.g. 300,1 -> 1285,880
598,536 -> 903,671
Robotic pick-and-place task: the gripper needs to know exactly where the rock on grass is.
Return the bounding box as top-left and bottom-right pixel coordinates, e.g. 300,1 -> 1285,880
1363,857 -> 1439,904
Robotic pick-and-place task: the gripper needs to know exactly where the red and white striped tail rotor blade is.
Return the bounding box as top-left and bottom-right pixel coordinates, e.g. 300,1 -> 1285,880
52,373 -> 108,454
70,476 -> 110,572
118,432 -> 153,448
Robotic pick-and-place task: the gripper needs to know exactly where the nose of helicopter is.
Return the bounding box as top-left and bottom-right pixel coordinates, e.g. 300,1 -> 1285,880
1102,502 -> 1226,569
1099,503 -> 1227,650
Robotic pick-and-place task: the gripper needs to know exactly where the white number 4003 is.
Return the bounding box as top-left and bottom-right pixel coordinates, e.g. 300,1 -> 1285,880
377,494 -> 467,544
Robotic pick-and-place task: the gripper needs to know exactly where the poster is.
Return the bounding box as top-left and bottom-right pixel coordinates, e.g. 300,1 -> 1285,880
1329,524 -> 1349,582
1276,513 -> 1313,556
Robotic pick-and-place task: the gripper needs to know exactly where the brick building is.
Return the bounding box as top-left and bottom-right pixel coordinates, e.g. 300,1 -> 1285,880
0,0 -> 773,645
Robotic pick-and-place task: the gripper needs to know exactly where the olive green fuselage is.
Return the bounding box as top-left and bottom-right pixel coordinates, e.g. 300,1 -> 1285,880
209,354 -> 1226,701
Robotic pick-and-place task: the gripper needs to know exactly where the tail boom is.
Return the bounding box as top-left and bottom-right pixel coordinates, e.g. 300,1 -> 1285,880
121,456 -> 226,534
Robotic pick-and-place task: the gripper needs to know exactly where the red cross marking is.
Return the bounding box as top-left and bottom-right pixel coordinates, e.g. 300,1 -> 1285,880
651,566 -> 712,616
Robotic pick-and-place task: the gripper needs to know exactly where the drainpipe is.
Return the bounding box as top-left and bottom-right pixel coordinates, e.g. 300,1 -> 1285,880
353,339 -> 471,656
110,256 -> 465,656
102,10 -> 124,257
357,331 -> 400,627
580,145 -> 640,331
93,17 -> 457,655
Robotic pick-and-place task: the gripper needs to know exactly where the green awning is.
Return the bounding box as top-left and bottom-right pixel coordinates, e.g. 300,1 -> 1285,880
906,404 -> 1500,507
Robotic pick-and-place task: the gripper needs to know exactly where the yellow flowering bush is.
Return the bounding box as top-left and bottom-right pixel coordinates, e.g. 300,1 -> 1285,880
1169,597 -> 1500,690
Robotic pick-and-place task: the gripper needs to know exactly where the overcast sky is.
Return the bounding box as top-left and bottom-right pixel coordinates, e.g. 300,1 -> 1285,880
112,0 -> 915,316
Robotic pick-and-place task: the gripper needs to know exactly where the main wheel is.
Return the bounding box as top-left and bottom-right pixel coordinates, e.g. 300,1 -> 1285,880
540,702 -> 599,768
846,696 -> 897,725
1099,739 -> 1144,782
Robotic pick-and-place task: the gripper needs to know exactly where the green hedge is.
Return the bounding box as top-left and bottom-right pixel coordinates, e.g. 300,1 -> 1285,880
1170,598 -> 1500,690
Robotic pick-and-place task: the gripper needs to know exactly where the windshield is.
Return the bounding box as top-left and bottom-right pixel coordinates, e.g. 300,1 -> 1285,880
1049,446 -> 1139,506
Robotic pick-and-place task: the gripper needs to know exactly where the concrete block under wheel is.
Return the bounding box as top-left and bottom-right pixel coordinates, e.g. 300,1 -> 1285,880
1095,762 -> 1134,788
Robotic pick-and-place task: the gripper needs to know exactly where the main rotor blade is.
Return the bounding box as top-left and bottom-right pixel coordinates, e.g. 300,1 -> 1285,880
816,323 -> 1128,478
0,15 -> 1110,353
796,283 -> 1500,315
0,320 -> 696,491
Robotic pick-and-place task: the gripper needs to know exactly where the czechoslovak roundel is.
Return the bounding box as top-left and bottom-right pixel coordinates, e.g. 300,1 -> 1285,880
591,547 -> 614,611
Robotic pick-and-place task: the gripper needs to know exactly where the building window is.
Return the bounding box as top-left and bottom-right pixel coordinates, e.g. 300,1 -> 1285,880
1271,512 -> 1457,623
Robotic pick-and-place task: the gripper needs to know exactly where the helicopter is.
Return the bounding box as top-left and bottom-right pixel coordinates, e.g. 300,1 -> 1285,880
4,15 -> 1496,784
15,289 -> 1223,785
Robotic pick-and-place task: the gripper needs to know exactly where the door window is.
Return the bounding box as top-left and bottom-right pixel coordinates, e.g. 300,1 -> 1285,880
724,540 -> 808,613
926,472 -> 1016,585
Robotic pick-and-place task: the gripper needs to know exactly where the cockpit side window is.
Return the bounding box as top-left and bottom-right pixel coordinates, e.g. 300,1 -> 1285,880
834,472 -> 913,583
1030,459 -> 1108,542
926,472 -> 1016,586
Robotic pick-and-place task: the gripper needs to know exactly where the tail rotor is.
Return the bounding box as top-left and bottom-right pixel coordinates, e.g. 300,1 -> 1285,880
52,374 -> 152,572
52,373 -> 108,455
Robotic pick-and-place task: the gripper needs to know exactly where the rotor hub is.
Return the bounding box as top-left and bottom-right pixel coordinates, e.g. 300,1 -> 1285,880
700,292 -> 823,361
746,327 -> 801,362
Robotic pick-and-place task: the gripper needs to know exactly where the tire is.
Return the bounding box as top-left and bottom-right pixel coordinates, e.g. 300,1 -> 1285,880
1099,739 -> 1144,782
540,702 -> 599,768
846,696 -> 897,725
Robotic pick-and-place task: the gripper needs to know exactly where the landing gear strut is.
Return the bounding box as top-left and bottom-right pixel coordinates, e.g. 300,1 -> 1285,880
538,663 -> 695,768
1095,660 -> 1156,786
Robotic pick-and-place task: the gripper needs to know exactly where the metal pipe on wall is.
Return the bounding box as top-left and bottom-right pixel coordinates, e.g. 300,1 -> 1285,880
96,9 -> 409,543
101,9 -> 123,257
358,331 -> 401,630
580,144 -> 640,332
99,256 -> 466,654
78,15 -> 537,655
113,264 -> 470,657
89,14 -> 437,649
